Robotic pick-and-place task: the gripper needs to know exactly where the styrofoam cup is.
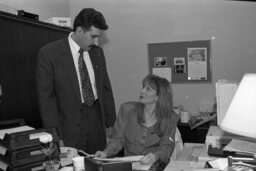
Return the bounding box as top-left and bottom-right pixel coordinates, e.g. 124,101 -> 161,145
72,156 -> 85,171
180,111 -> 191,123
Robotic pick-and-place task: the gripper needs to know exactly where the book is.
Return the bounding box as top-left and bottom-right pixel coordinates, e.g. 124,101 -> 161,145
224,139 -> 256,155
189,113 -> 217,130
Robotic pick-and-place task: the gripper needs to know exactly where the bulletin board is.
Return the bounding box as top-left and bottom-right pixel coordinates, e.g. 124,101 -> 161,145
147,40 -> 211,83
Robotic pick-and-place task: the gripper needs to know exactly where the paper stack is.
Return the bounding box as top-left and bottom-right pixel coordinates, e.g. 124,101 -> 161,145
224,139 -> 256,155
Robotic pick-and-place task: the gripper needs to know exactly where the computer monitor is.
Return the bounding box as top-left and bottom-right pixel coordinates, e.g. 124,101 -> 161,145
215,80 -> 238,126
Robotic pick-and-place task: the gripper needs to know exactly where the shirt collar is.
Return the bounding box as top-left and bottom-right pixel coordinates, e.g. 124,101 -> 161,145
68,32 -> 80,55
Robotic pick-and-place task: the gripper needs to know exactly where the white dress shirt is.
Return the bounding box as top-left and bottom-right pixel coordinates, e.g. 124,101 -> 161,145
68,32 -> 98,103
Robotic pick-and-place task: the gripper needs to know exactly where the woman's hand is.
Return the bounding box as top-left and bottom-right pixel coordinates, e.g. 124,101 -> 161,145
140,153 -> 156,165
94,151 -> 107,158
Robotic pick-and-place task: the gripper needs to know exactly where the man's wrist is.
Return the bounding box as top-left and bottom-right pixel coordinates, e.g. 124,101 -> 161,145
103,150 -> 108,158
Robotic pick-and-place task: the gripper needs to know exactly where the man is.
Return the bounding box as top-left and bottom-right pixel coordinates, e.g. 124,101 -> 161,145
36,8 -> 116,153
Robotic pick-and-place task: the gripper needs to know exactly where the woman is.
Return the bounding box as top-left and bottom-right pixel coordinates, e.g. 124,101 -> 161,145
95,75 -> 179,164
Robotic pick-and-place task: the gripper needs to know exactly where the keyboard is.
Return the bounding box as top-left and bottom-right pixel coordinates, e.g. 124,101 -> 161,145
176,143 -> 204,162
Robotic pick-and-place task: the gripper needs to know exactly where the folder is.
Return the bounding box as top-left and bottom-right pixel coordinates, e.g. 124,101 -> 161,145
84,156 -> 132,171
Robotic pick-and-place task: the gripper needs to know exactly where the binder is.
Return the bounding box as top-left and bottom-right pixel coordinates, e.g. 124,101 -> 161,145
0,127 -> 60,150
0,159 -> 46,171
0,127 -> 61,170
0,142 -> 60,167
13,161 -> 45,171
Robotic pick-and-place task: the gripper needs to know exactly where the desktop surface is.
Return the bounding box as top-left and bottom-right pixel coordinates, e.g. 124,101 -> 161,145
59,144 -> 212,171
60,157 -> 167,171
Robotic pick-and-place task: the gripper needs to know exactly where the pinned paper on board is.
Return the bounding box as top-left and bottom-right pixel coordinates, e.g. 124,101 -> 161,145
174,57 -> 186,74
187,48 -> 207,81
152,67 -> 172,82
154,57 -> 168,67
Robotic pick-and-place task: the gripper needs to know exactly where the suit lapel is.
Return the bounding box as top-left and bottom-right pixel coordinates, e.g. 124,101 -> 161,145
59,43 -> 102,103
60,39 -> 82,103
89,47 -> 101,88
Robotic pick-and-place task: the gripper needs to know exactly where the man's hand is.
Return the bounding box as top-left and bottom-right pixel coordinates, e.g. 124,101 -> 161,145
95,151 -> 107,158
140,153 -> 156,165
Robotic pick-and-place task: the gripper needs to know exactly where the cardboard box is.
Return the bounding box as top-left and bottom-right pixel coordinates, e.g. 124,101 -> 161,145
45,17 -> 71,27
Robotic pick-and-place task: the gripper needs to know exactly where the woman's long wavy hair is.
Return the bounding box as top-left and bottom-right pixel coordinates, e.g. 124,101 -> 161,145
137,74 -> 174,136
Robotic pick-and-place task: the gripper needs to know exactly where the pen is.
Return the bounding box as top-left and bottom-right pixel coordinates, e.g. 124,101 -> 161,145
233,161 -> 256,168
232,157 -> 254,161
78,149 -> 95,158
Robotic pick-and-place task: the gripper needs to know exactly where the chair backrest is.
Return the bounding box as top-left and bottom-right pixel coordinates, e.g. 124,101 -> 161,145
169,127 -> 184,160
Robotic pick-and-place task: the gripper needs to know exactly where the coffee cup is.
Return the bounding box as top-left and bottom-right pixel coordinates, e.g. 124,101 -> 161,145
72,156 -> 85,171
180,111 -> 191,123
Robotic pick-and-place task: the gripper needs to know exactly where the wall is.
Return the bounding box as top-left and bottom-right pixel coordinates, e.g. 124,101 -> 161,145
1,0 -> 256,116
70,0 -> 256,115
0,0 -> 70,20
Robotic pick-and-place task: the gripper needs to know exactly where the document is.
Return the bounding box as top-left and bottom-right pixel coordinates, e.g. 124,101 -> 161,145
187,47 -> 207,81
152,67 -> 172,82
132,161 -> 152,171
224,139 -> 256,154
93,155 -> 144,162
208,158 -> 228,170
0,160 -> 8,171
0,125 -> 34,139
0,145 -> 7,155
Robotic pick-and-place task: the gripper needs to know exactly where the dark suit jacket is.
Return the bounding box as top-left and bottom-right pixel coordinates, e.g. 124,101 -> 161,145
36,38 -> 116,147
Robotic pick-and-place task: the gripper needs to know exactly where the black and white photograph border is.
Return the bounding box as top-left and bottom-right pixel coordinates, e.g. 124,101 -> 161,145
154,57 -> 168,67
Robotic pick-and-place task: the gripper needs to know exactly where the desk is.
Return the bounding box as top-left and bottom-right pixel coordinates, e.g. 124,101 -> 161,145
59,160 -> 167,171
59,147 -> 215,171
59,144 -> 215,171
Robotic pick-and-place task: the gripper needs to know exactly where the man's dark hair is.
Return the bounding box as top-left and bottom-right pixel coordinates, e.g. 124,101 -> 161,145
73,8 -> 108,32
